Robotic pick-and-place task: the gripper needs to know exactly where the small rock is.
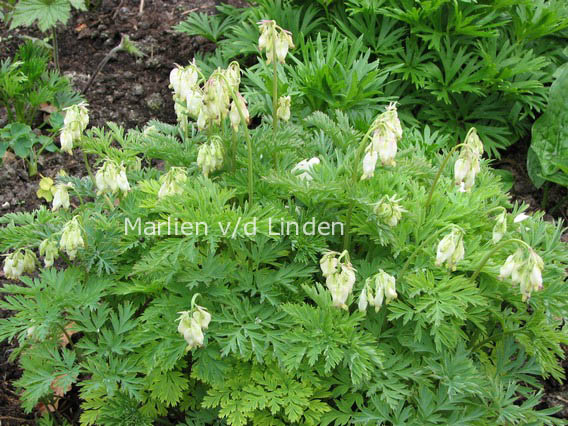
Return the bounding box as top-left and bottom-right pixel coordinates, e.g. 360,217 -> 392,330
132,84 -> 144,97
146,93 -> 164,111
1,201 -> 9,209
123,71 -> 134,79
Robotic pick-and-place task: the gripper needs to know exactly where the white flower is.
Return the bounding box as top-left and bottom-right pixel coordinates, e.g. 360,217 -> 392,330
60,217 -> 84,260
185,88 -> 204,117
3,251 -> 24,280
358,270 -> 397,313
361,150 -> 378,180
275,30 -> 294,63
291,157 -> 320,181
193,305 -> 211,330
60,104 -> 89,155
158,167 -> 188,199
277,96 -> 291,122
454,128 -> 483,192
436,228 -> 465,271
229,93 -> 249,131
492,211 -> 507,244
320,250 -> 356,310
499,247 -> 544,301
52,183 -> 71,211
197,138 -> 224,178
177,304 -> 211,352
95,161 -> 130,196
3,250 -> 34,280
39,239 -> 58,268
371,129 -> 398,167
514,213 -> 530,223
320,251 -> 339,277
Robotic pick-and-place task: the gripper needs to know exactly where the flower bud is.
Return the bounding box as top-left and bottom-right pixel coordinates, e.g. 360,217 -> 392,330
275,30 -> 294,63
373,195 -> 405,227
492,211 -> 507,244
22,249 -> 36,274
60,217 -> 84,260
436,228 -> 465,271
39,239 -> 58,268
277,96 -> 291,122
177,305 -> 210,352
358,270 -> 397,313
454,128 -> 483,192
291,157 -> 320,181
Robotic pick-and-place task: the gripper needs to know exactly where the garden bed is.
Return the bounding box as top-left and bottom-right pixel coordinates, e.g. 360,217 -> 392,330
0,0 -> 567,423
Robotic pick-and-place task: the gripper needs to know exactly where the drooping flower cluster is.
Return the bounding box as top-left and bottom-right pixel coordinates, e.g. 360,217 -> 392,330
258,20 -> 295,64
177,304 -> 211,352
52,183 -> 72,211
291,157 -> 320,181
169,61 -> 249,133
276,96 -> 291,122
499,247 -> 544,302
197,137 -> 224,178
3,249 -> 36,280
358,270 -> 397,313
361,103 -> 403,180
454,128 -> 484,192
39,239 -> 59,268
60,217 -> 84,260
320,250 -> 356,310
373,195 -> 406,227
492,210 -> 507,244
436,227 -> 465,271
158,167 -> 188,199
95,160 -> 130,196
60,103 -> 89,155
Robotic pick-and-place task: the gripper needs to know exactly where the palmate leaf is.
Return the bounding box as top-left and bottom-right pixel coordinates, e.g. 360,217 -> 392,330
10,0 -> 71,32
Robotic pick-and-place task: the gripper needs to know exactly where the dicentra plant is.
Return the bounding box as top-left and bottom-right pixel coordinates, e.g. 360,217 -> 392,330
177,0 -> 568,157
0,41 -> 84,175
1,20 -> 567,425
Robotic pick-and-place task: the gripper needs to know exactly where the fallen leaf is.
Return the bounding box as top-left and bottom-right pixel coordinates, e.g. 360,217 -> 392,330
59,321 -> 78,347
51,374 -> 72,397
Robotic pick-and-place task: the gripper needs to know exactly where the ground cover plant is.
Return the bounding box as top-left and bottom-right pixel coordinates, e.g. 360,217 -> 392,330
177,0 -> 568,160
0,40 -> 84,176
0,18 -> 567,424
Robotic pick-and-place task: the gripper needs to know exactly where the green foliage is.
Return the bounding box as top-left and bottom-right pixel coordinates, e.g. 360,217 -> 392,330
9,0 -> 86,32
0,41 -> 83,174
177,0 -> 568,154
528,65 -> 568,187
1,13 -> 568,426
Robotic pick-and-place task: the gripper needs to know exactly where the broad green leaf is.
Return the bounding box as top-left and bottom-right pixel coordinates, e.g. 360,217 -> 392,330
10,0 -> 71,32
529,66 -> 568,187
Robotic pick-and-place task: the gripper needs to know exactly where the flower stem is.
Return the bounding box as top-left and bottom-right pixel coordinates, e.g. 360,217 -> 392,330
231,130 -> 238,172
272,38 -> 279,137
342,126 -> 377,251
424,143 -> 466,210
52,27 -> 60,72
471,238 -> 532,281
82,150 -> 95,184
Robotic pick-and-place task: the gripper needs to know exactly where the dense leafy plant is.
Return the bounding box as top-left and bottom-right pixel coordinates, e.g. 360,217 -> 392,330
177,0 -> 568,156
528,64 -> 568,188
1,19 -> 568,426
0,41 -> 83,175
2,0 -> 87,69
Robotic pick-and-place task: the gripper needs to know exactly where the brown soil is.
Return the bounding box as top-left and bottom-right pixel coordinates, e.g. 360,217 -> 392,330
0,0 -> 567,422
